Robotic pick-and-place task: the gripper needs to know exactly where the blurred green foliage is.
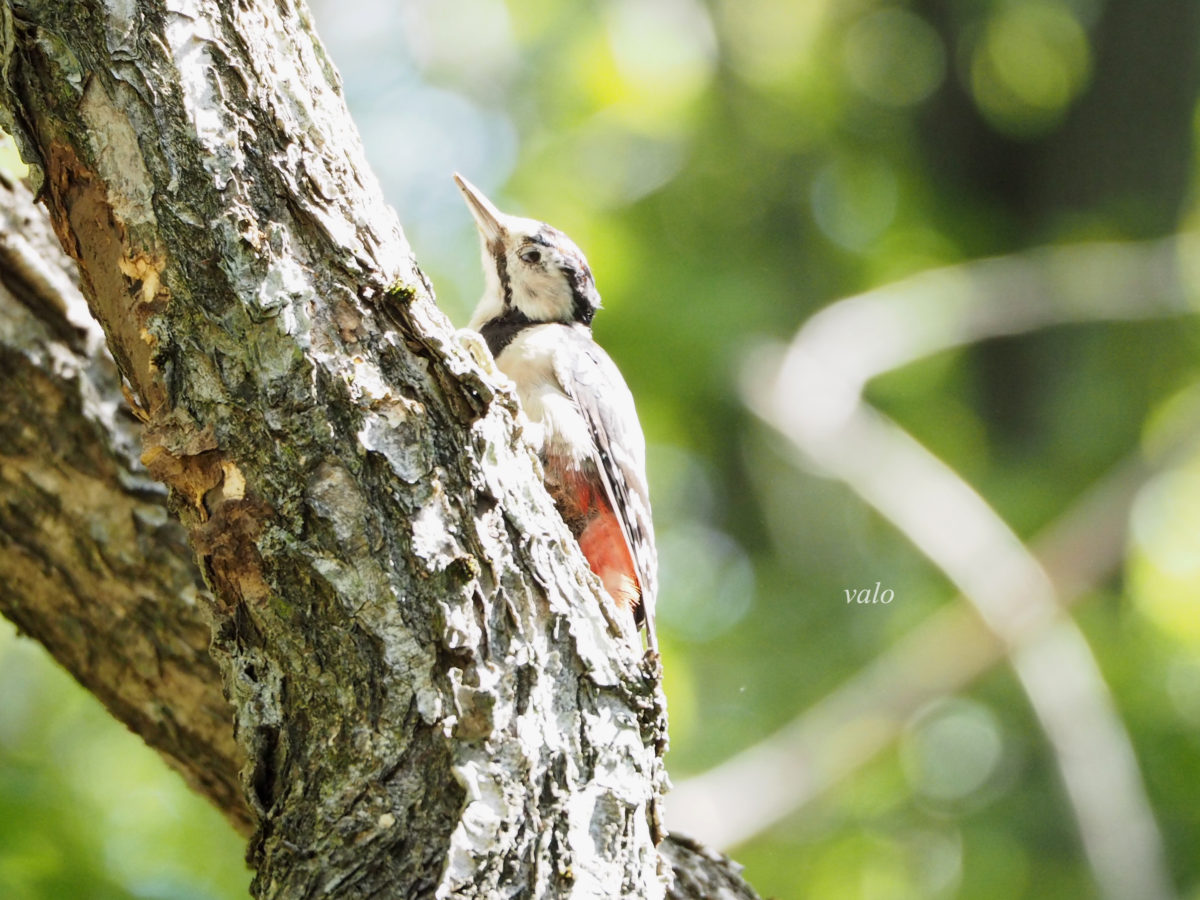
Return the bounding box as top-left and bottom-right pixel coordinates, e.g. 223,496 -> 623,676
5,0 -> 1200,897
0,623 -> 249,899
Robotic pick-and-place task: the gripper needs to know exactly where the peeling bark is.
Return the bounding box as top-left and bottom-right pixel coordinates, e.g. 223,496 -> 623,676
0,167 -> 249,831
0,2 -> 761,898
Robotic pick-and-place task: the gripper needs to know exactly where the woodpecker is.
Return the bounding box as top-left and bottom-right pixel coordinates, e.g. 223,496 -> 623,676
455,173 -> 658,652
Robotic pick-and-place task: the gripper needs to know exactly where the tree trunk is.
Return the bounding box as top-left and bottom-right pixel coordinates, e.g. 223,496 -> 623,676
0,1 -> 758,897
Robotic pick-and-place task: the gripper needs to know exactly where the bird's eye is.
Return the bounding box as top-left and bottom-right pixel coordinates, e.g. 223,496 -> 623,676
519,247 -> 542,264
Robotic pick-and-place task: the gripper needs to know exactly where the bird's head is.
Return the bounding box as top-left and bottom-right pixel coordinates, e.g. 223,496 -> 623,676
455,173 -> 601,330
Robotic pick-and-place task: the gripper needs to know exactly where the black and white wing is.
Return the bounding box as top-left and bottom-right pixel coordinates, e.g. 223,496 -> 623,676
554,327 -> 658,650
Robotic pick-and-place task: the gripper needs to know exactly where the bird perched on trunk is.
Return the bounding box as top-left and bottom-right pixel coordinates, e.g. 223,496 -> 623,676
455,173 -> 658,652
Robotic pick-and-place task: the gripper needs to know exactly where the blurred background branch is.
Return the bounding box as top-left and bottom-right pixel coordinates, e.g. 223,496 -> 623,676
746,239 -> 1196,900
670,236 -> 1200,899
668,440 -> 1166,843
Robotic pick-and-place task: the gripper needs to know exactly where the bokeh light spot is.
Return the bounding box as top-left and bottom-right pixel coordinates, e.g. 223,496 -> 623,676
843,9 -> 946,108
604,0 -> 716,118
1166,655 -> 1200,727
969,2 -> 1092,137
811,155 -> 899,251
397,0 -> 518,91
901,698 -> 1004,804
717,0 -> 829,87
1129,458 -> 1200,643
658,523 -> 755,642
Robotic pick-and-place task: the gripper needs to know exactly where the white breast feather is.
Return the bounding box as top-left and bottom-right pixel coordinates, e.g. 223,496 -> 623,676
494,326 -> 593,465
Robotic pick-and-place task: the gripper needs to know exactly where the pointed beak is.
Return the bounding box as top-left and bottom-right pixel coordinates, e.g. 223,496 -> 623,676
454,173 -> 506,249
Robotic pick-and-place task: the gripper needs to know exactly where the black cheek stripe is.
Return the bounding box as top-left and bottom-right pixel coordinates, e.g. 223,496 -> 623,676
493,245 -> 513,309
564,266 -> 596,326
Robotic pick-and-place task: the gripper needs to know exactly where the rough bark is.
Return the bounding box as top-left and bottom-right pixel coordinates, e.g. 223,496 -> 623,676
0,174 -> 758,900
0,1 -> 759,898
0,166 -> 250,831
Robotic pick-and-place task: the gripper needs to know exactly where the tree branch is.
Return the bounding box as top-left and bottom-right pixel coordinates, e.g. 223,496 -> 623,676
0,165 -> 250,832
0,1 -> 739,897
